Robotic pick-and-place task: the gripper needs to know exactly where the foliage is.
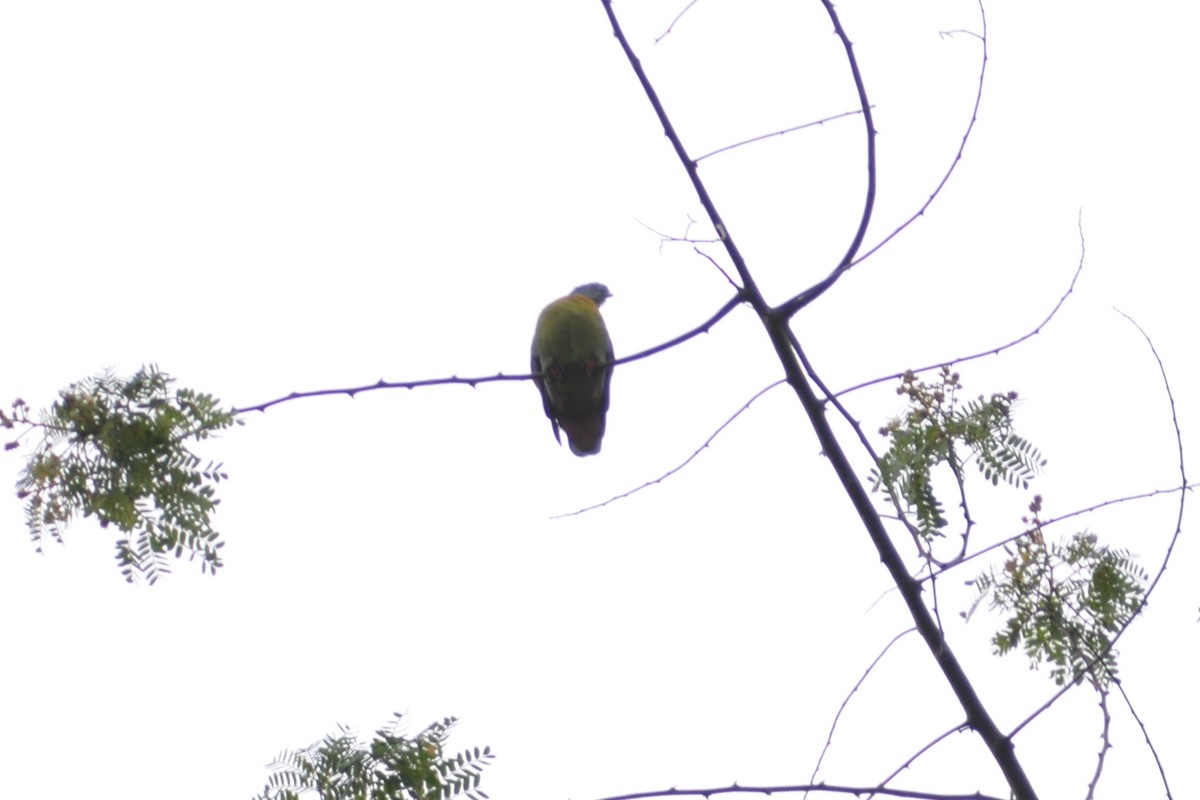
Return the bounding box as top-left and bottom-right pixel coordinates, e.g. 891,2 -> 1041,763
3,365 -> 239,584
254,714 -> 493,800
870,367 -> 1046,541
968,496 -> 1148,687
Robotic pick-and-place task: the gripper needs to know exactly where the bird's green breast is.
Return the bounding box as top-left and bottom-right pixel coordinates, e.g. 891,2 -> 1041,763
533,296 -> 612,366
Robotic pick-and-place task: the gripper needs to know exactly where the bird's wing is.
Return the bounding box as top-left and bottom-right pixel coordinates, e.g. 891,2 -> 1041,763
530,349 -> 561,445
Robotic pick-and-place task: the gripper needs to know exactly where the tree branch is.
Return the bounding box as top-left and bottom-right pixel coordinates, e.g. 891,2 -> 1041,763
774,0 -> 878,318
235,295 -> 744,414
1083,686 -> 1111,800
592,783 -> 1006,800
601,2 -> 1039,796
807,628 -> 918,789
848,0 -> 989,269
599,1 -> 769,319
1112,677 -> 1175,799
835,210 -> 1085,401
552,379 -> 786,519
872,723 -> 971,796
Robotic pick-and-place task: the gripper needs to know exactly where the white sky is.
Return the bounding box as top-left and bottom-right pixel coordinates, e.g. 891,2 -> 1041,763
1,1 -> 1197,799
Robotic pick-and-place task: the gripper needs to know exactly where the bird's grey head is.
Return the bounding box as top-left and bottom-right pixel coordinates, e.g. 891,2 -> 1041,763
571,283 -> 612,306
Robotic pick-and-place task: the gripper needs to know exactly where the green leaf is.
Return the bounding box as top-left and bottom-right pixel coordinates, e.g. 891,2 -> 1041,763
14,365 -> 240,581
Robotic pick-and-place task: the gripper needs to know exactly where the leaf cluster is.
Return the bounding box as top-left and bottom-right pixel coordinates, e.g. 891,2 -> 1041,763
969,497 -> 1148,687
255,714 -> 493,800
8,365 -> 239,583
870,367 -> 1045,541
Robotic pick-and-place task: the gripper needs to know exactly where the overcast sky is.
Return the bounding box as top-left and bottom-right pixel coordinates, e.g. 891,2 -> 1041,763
1,1 -> 1196,799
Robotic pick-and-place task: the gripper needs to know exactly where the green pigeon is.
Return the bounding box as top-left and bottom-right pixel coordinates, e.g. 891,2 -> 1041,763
531,282 -> 614,456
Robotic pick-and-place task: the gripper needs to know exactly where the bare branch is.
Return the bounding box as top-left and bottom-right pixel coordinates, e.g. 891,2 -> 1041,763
637,216 -> 722,252
806,628 -> 918,791
872,723 -> 971,796
654,0 -> 703,43
693,247 -> 744,293
1112,678 -> 1175,799
552,380 -> 786,519
1110,310 -> 1189,616
929,483 -> 1199,580
849,0 -> 989,269
601,1 -> 770,318
234,373 -> 527,415
774,0 -> 879,318
1083,687 -> 1111,800
615,293 -> 745,366
694,109 -> 870,163
835,210 -> 1085,401
592,783 -> 1006,800
236,294 -> 744,414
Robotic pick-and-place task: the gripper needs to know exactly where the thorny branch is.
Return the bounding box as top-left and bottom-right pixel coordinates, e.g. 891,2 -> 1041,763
235,295 -> 744,414
600,1 -> 1038,797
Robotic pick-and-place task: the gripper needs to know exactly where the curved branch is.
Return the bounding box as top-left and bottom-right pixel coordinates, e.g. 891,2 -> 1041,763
617,293 -> 745,366
694,109 -> 869,163
849,0 -> 989,268
775,0 -> 878,319
1009,312 -> 1187,739
1112,677 -> 1175,799
1110,310 -> 1189,618
928,483 -> 1199,581
836,211 -> 1085,401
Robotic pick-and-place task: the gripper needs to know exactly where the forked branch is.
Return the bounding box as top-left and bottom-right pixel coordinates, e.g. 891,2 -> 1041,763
600,1 -> 1038,797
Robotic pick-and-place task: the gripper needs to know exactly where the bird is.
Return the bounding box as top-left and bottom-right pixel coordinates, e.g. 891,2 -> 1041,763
531,282 -> 614,456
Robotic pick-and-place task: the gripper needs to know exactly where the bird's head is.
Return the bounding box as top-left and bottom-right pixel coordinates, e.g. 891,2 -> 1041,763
571,283 -> 612,307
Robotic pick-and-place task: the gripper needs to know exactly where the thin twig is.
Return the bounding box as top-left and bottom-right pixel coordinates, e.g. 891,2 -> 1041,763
654,0 -> 702,43
614,293 -> 745,365
551,380 -> 786,519
592,783 -> 1006,800
871,723 -> 970,795
928,483 -> 1199,580
1111,678 -> 1175,799
694,109 -> 870,163
806,628 -> 918,793
835,210 -> 1085,401
637,217 -> 721,252
600,1 -> 770,318
694,247 -> 743,292
848,0 -> 989,269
